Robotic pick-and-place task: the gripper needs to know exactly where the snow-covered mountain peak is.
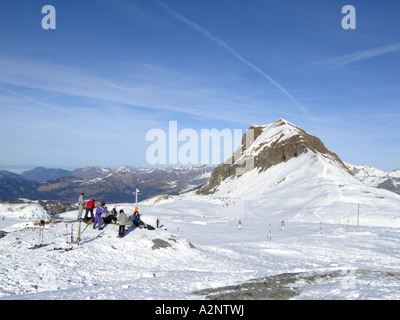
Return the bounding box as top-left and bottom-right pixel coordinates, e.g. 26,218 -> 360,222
199,119 -> 350,195
247,118 -> 303,152
231,119 -> 300,169
194,117 -> 400,222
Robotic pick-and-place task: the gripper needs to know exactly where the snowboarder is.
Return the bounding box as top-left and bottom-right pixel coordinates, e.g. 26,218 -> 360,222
94,202 -> 108,230
117,209 -> 128,238
84,199 -> 96,222
77,193 -> 85,220
281,221 -> 285,230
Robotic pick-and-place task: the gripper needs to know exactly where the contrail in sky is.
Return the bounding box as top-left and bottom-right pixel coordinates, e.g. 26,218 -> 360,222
155,0 -> 312,119
310,42 -> 400,69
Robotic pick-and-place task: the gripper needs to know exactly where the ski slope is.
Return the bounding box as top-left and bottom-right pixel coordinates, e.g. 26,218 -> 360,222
1,190 -> 400,300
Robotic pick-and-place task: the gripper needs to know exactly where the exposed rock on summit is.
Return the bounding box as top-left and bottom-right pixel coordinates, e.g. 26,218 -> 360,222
198,119 -> 351,195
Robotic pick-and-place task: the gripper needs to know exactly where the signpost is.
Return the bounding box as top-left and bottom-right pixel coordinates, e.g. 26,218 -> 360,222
133,188 -> 142,205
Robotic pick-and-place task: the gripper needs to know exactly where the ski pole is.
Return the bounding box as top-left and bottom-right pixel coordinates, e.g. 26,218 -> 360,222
81,223 -> 89,236
65,223 -> 68,244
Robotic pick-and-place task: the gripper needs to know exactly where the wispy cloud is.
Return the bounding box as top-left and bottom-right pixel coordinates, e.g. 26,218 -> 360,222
0,55 -> 268,125
309,43 -> 400,69
0,85 -> 59,111
155,0 -> 313,120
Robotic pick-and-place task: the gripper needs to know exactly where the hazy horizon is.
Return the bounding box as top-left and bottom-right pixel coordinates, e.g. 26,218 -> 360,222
1,1 -> 399,171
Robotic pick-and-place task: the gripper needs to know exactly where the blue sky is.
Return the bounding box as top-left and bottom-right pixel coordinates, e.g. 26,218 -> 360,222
0,0 -> 399,171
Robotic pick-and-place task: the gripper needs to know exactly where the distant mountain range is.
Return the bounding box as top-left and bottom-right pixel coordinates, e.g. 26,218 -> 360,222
346,163 -> 400,195
0,120 -> 398,204
0,165 -> 214,203
20,166 -> 73,181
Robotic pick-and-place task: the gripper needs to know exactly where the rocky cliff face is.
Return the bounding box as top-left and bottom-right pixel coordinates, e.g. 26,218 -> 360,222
198,119 -> 351,195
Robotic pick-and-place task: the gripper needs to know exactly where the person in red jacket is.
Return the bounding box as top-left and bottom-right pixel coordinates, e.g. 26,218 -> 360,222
84,199 -> 96,222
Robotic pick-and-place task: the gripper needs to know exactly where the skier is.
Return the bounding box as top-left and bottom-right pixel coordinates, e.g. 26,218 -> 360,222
281,221 -> 285,230
77,193 -> 85,220
94,202 -> 108,230
117,209 -> 128,238
84,199 -> 96,222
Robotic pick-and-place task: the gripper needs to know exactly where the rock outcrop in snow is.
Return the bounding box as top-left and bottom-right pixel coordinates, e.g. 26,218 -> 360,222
198,118 -> 351,195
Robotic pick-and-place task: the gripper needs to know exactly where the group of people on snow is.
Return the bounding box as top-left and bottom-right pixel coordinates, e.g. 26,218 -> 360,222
77,193 -> 150,238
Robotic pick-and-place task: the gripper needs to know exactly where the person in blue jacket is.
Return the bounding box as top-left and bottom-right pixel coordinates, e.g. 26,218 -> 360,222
94,202 -> 109,230
132,209 -> 145,228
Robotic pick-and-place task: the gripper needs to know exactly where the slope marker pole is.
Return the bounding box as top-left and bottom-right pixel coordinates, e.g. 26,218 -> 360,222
269,223 -> 272,242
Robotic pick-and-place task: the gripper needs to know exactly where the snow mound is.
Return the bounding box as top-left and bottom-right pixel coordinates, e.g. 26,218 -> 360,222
0,202 -> 50,232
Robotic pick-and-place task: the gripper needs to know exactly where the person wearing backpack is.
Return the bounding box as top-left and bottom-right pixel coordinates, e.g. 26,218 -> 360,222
117,209 -> 128,238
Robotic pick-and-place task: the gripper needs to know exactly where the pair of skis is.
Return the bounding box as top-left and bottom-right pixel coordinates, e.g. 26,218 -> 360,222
48,224 -> 98,253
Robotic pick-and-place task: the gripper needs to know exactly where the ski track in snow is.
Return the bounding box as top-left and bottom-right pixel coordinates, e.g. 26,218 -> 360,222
1,195 -> 400,300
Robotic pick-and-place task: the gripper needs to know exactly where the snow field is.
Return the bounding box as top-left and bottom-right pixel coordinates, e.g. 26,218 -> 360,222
1,149 -> 400,300
3,119 -> 399,300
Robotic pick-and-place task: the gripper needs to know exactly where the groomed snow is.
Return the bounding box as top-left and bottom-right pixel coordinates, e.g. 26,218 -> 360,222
1,150 -> 400,300
1,192 -> 400,299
